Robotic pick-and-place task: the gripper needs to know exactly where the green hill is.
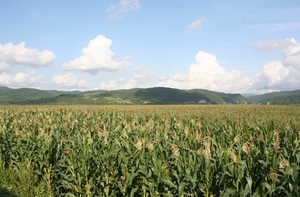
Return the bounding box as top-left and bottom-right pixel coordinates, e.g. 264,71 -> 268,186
134,87 -> 208,104
0,87 -> 54,104
247,90 -> 300,105
2,86 -> 299,105
0,86 -> 80,104
188,89 -> 246,104
0,86 -> 248,105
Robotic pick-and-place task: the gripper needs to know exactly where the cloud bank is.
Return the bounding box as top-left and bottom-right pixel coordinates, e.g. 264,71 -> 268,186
253,38 -> 300,92
53,73 -> 88,89
158,38 -> 300,93
158,51 -> 251,93
63,35 -> 130,73
0,70 -> 44,89
98,38 -> 300,94
0,42 -> 55,88
98,68 -> 154,90
1,36 -> 299,94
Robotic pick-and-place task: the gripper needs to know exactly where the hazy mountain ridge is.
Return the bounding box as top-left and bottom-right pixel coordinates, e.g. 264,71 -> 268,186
247,89 -> 300,105
0,86 -> 299,105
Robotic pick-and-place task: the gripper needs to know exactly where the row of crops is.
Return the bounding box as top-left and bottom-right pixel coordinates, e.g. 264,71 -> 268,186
0,105 -> 299,196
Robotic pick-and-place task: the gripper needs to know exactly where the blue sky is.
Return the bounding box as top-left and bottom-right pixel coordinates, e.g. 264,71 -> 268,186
1,0 -> 300,94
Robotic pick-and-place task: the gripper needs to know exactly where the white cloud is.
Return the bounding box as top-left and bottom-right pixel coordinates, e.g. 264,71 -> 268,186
98,79 -> 126,90
0,71 -> 44,89
253,38 -> 300,92
63,35 -> 130,73
0,61 -> 11,72
261,61 -> 289,84
98,68 -> 154,90
189,51 -> 225,80
253,61 -> 299,92
98,78 -> 141,90
0,42 -> 55,69
77,37 -> 300,93
0,72 -> 10,85
158,40 -> 300,94
106,0 -> 140,20
52,73 -> 88,89
158,51 -> 251,93
158,74 -> 188,90
188,18 -> 205,30
283,38 -> 300,68
0,42 -> 54,89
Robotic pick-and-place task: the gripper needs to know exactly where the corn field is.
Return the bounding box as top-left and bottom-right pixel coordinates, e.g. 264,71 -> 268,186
0,105 -> 299,196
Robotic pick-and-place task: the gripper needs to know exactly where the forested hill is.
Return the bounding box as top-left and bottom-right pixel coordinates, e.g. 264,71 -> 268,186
247,89 -> 300,105
0,86 -> 247,105
1,86 -> 299,105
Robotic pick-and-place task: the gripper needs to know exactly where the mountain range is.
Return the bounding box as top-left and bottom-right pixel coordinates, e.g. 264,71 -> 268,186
0,86 -> 299,105
247,89 -> 300,105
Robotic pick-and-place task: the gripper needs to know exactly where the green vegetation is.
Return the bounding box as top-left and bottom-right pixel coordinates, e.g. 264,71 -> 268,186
189,89 -> 246,104
247,90 -> 300,105
0,86 -> 80,105
0,105 -> 299,196
0,86 -> 247,105
2,86 -> 300,105
134,87 -> 208,104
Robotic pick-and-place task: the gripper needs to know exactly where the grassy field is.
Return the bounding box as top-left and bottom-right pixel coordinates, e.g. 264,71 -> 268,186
0,105 -> 299,196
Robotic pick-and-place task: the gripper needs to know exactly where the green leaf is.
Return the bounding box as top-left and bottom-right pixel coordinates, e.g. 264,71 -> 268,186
178,182 -> 186,197
223,188 -> 236,197
160,178 -> 177,189
130,187 -> 139,197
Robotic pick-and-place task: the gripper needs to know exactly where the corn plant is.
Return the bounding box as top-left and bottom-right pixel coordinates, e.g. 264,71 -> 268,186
0,105 -> 299,196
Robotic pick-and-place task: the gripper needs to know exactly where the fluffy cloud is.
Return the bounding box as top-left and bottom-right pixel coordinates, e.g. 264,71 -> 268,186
159,38 -> 300,93
63,35 -> 130,73
0,42 -> 55,70
52,73 -> 88,89
159,51 -> 251,93
188,18 -> 205,30
0,71 -> 44,89
282,38 -> 300,68
253,38 -> 300,92
0,42 -> 54,89
106,0 -> 140,20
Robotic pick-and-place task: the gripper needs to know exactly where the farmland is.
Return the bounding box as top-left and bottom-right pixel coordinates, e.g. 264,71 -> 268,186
0,105 -> 299,196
